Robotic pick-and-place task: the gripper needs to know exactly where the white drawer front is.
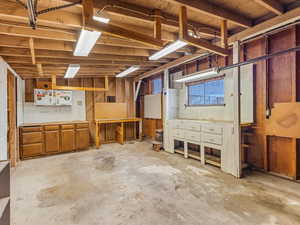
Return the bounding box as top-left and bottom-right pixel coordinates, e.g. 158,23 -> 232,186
202,125 -> 223,134
203,133 -> 223,145
184,121 -> 201,131
185,131 -> 201,142
171,120 -> 185,129
172,129 -> 185,139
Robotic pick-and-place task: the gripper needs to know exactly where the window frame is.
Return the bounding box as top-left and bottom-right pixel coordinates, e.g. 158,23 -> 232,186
151,76 -> 163,95
186,75 -> 226,107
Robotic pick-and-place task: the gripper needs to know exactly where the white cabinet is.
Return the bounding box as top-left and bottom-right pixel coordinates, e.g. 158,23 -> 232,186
165,119 -> 235,176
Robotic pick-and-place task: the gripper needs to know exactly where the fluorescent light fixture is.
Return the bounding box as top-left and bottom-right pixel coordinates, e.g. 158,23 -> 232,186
64,64 -> 80,78
74,29 -> 101,56
175,67 -> 219,83
116,66 -> 140,78
149,40 -> 188,60
93,16 -> 110,24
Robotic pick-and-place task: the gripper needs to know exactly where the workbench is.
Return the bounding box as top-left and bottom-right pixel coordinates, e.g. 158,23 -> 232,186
95,118 -> 142,148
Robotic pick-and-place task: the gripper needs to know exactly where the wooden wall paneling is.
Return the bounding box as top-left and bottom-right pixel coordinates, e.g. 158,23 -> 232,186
25,79 -> 35,102
267,27 -> 297,178
93,78 -> 105,102
7,71 -> 18,166
116,78 -> 125,102
83,78 -> 95,144
105,77 -> 117,140
244,38 -> 267,169
268,136 -> 296,178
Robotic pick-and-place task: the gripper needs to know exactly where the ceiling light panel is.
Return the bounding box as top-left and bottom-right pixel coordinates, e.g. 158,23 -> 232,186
74,29 -> 101,56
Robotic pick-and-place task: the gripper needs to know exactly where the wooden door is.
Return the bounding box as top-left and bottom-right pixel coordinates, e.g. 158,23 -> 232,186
45,130 -> 60,153
76,128 -> 90,150
7,72 -> 18,166
61,129 -> 75,152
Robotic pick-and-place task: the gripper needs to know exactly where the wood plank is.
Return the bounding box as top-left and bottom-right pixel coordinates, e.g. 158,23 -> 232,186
168,0 -> 252,28
28,38 -> 35,65
86,20 -> 164,48
228,6 -> 300,43
154,9 -> 162,40
253,0 -> 284,15
95,103 -> 127,119
221,20 -> 228,49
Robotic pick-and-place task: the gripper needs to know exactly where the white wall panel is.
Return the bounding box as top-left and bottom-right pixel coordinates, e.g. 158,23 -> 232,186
0,58 -> 8,160
23,90 -> 86,124
144,94 -> 162,119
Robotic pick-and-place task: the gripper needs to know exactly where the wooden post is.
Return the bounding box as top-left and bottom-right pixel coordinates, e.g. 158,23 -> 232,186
233,41 -> 242,178
154,9 -> 162,40
221,20 -> 228,49
95,122 -> 100,148
179,6 -> 188,39
29,37 -> 36,65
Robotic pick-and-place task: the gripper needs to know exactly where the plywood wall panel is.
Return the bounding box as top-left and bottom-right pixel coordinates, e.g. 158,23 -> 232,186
244,38 -> 267,169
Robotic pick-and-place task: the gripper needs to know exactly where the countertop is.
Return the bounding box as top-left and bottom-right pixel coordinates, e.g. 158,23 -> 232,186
19,120 -> 89,127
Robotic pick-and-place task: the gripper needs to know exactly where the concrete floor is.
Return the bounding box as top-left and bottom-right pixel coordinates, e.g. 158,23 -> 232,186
11,142 -> 300,225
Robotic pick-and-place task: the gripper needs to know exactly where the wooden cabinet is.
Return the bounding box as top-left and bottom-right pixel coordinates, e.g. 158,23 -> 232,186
76,129 -> 90,150
61,129 -> 76,152
20,122 -> 89,159
45,130 -> 60,153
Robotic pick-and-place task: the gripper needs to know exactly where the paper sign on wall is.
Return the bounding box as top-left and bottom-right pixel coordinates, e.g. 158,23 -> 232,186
34,89 -> 72,106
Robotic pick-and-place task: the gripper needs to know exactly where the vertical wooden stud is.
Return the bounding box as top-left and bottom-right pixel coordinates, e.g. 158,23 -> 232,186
179,6 -> 188,40
154,9 -> 162,40
221,20 -> 228,49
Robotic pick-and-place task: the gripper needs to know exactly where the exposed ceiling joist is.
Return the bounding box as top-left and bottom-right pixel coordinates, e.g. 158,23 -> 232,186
179,6 -> 229,56
168,0 -> 252,28
36,64 -> 43,76
0,47 -> 171,62
228,6 -> 300,43
28,37 -> 35,64
253,0 -> 284,15
63,0 -> 221,37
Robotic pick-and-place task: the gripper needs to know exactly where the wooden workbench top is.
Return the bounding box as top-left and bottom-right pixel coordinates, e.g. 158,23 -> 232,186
95,118 -> 142,123
19,120 -> 89,127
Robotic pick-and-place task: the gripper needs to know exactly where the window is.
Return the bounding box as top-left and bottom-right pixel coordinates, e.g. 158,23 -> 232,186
188,78 -> 224,106
152,78 -> 162,94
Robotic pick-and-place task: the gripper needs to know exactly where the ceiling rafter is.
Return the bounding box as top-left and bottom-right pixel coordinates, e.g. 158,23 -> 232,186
179,6 -> 229,56
253,0 -> 284,15
167,0 -> 252,28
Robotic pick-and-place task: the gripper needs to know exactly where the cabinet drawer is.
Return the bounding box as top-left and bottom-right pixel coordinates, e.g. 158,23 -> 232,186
76,123 -> 89,129
203,133 -> 223,145
172,129 -> 185,139
184,121 -> 201,131
61,124 -> 74,130
202,125 -> 223,134
185,131 -> 201,142
44,125 -> 59,131
22,132 -> 43,144
22,143 -> 44,158
21,126 -> 42,132
171,120 -> 185,129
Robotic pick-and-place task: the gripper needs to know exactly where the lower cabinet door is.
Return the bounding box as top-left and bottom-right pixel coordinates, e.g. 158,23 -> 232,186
61,129 -> 75,152
45,130 -> 60,153
22,143 -> 43,158
76,128 -> 90,150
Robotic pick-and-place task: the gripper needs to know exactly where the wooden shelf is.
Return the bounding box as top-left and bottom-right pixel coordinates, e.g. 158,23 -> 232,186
174,148 -> 184,155
205,155 -> 221,167
188,150 -> 201,161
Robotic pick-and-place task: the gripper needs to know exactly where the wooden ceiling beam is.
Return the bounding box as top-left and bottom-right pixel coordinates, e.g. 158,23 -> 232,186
0,34 -> 158,57
62,0 -> 221,37
28,37 -> 36,64
36,64 -> 43,77
179,6 -> 229,56
85,20 -> 164,48
253,0 -> 284,15
154,9 -> 162,40
0,47 -> 172,62
228,6 -> 300,43
3,56 -> 163,66
168,0 -> 252,28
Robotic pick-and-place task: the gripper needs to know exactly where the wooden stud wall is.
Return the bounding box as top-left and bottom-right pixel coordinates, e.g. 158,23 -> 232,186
166,25 -> 300,179
24,77 -> 135,145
